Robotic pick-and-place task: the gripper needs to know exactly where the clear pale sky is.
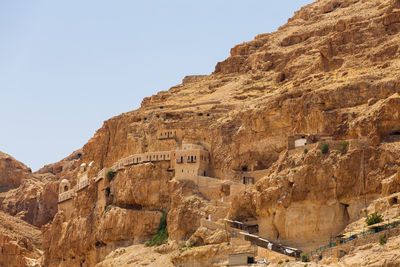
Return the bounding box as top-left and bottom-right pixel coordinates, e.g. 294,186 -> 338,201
0,1 -> 314,171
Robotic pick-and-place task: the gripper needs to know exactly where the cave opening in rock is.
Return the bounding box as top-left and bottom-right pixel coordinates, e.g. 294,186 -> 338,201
340,203 -> 350,222
95,241 -> 106,247
278,72 -> 286,82
389,197 -> 398,206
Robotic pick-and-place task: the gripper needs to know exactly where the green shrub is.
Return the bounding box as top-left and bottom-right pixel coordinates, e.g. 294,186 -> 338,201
321,143 -> 329,154
340,141 -> 349,154
187,242 -> 196,248
300,252 -> 309,262
105,187 -> 111,198
107,169 -> 116,182
278,260 -> 283,265
146,212 -> 169,246
303,148 -> 308,154
379,234 -> 388,245
366,212 -> 383,226
285,259 -> 290,262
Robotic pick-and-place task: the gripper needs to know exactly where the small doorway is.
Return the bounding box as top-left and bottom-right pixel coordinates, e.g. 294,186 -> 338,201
247,257 -> 255,264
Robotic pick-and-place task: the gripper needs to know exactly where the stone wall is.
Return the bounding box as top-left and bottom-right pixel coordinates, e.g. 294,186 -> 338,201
176,175 -> 223,200
58,198 -> 74,221
200,218 -> 225,231
175,148 -> 210,179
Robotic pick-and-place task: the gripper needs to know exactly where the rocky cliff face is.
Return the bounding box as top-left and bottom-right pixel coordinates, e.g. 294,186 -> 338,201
0,211 -> 42,267
43,0 -> 400,265
3,0 -> 400,266
0,151 -> 32,191
0,151 -> 54,227
229,136 -> 400,250
0,150 -> 83,228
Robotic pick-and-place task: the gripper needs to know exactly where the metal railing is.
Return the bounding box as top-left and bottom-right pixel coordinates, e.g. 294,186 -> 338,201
308,217 -> 400,257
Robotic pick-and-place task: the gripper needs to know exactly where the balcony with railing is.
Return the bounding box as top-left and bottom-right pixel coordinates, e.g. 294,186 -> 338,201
95,169 -> 106,183
58,190 -> 75,203
76,178 -> 89,192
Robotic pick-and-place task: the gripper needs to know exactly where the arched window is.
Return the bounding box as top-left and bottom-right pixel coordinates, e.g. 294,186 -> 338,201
64,185 -> 69,192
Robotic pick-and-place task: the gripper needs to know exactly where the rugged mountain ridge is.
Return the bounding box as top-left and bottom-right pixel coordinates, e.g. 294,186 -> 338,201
3,0 -> 400,266
42,0 -> 400,265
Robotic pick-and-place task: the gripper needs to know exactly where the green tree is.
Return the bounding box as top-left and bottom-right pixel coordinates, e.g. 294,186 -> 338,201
379,234 -> 388,245
366,212 -> 383,226
321,143 -> 329,154
300,252 -> 309,262
107,169 -> 116,182
146,212 -> 169,246
340,141 -> 349,154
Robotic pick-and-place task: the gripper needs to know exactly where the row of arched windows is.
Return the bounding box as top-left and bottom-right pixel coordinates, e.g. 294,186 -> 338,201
145,153 -> 170,161
175,151 -> 210,164
159,130 -> 177,139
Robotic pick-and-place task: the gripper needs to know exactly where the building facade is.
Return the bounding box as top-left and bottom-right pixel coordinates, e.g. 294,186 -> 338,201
174,143 -> 210,179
